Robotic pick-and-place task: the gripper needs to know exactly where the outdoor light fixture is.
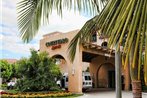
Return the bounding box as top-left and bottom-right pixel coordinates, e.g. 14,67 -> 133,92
104,53 -> 111,57
72,67 -> 75,75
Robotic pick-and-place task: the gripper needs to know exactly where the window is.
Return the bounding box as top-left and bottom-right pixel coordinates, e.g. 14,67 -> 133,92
91,33 -> 97,42
66,77 -> 68,82
101,41 -> 108,47
85,76 -> 91,80
88,76 -> 91,80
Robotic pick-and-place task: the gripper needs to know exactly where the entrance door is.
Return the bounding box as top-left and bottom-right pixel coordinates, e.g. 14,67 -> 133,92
108,71 -> 115,88
61,78 -> 65,88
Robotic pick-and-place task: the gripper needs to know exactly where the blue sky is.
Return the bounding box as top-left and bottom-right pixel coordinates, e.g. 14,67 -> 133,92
0,0 -> 91,60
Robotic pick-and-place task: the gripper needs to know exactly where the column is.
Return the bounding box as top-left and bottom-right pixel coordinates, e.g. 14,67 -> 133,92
68,45 -> 83,93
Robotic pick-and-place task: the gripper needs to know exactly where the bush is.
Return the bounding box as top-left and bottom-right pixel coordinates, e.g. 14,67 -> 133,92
50,86 -> 62,91
0,60 -> 14,82
16,49 -> 62,92
0,84 -> 7,90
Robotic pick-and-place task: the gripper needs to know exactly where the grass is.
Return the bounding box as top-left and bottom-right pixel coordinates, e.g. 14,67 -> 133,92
54,94 -> 83,98
5,89 -> 19,94
71,94 -> 83,97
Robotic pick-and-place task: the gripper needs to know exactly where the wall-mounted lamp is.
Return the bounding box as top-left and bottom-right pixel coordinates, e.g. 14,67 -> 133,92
72,67 -> 75,75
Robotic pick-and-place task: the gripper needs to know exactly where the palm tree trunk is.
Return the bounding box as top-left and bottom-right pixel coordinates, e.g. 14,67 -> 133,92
129,43 -> 142,98
132,80 -> 142,98
115,48 -> 122,98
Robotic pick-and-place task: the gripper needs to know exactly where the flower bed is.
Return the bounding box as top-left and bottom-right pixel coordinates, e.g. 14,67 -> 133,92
0,91 -> 72,97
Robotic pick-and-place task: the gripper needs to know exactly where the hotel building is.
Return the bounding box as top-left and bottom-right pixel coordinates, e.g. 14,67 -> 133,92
40,30 -> 131,93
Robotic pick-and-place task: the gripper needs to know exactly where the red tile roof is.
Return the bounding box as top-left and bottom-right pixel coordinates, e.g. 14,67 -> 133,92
2,59 -> 17,64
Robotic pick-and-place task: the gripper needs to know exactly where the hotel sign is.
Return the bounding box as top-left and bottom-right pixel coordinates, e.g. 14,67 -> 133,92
46,38 -> 68,50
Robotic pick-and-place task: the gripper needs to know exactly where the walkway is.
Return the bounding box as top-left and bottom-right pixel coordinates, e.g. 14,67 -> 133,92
77,88 -> 147,98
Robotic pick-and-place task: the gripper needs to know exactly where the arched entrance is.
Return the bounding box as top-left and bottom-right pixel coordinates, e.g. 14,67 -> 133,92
96,63 -> 115,88
52,54 -> 69,89
52,54 -> 68,74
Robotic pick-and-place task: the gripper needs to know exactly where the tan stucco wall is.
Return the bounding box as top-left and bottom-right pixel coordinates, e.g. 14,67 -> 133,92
98,64 -> 115,87
40,30 -> 79,59
40,30 -> 78,74
89,56 -> 115,88
57,59 -> 68,73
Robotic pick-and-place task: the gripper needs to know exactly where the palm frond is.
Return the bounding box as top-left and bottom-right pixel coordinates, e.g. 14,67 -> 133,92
68,0 -> 147,83
17,0 -> 107,42
17,0 -> 43,42
68,16 -> 99,62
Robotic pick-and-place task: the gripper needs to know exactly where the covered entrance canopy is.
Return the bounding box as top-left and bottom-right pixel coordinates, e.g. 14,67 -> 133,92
82,42 -> 115,62
82,43 -> 115,88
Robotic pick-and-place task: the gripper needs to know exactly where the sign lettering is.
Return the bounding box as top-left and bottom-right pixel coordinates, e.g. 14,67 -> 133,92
46,38 -> 68,47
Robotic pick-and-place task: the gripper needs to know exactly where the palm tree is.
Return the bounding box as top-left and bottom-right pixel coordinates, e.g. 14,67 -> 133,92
68,0 -> 147,98
17,0 -> 147,98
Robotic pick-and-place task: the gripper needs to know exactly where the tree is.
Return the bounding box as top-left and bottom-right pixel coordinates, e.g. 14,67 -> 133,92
68,1 -> 147,98
0,60 -> 13,83
16,49 -> 61,91
17,0 -> 147,97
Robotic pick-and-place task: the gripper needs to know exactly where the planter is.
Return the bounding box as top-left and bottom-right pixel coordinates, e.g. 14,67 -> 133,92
132,80 -> 142,98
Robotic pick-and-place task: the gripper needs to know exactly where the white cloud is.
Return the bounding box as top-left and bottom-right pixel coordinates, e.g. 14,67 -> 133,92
1,0 -> 90,59
0,34 -> 2,51
36,9 -> 89,39
1,0 -> 18,26
0,34 -> 3,40
1,23 -> 39,55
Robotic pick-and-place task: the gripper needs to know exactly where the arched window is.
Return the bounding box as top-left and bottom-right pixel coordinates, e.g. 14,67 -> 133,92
101,41 -> 107,48
91,33 -> 97,42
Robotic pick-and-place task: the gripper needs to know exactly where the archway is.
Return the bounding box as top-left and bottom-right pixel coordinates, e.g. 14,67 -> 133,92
52,54 -> 68,74
101,41 -> 108,48
96,63 -> 115,88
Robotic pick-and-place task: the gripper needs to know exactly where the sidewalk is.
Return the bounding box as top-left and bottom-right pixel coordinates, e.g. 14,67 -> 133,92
78,91 -> 147,98
78,88 -> 147,98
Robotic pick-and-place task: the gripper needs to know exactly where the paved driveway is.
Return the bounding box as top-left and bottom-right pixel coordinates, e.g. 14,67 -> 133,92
77,89 -> 147,98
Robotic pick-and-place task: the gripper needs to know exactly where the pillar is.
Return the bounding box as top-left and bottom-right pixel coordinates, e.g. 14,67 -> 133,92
68,45 -> 83,93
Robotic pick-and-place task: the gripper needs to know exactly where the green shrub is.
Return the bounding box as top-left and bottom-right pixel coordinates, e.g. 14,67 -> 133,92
142,86 -> 147,92
0,60 -> 14,82
0,84 -> 7,90
16,49 -> 62,92
50,86 -> 61,91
